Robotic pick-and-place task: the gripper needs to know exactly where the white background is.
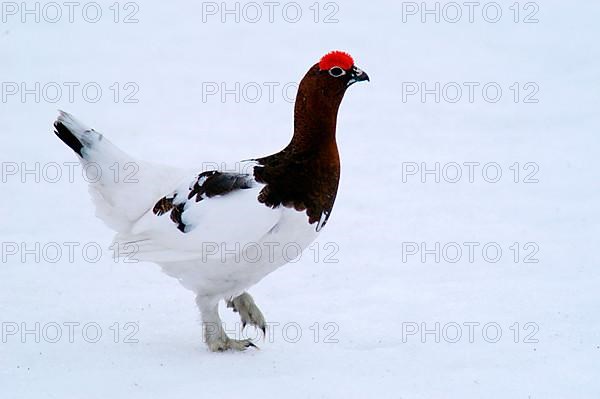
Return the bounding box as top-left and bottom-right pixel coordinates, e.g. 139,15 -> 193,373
0,0 -> 598,398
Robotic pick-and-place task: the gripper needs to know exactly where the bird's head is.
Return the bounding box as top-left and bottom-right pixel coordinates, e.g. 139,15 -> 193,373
317,50 -> 369,88
296,51 -> 369,112
288,51 -> 368,151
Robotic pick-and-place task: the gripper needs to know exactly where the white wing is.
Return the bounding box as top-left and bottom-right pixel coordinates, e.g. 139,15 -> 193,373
113,162 -> 281,262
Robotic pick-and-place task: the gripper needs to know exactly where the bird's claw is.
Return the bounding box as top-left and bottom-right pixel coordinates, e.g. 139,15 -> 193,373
208,337 -> 259,352
227,292 -> 267,336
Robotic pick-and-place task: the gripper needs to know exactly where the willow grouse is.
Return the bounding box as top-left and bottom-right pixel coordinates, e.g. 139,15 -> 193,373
53,51 -> 369,351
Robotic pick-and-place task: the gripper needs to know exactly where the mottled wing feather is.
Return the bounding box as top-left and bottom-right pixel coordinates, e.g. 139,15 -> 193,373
188,171 -> 254,202
153,196 -> 175,216
153,171 -> 255,233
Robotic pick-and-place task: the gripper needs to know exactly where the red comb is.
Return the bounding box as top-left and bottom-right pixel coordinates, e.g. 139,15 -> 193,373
319,51 -> 354,71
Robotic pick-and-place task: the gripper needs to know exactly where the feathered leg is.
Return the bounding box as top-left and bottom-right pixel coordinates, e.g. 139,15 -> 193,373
196,294 -> 257,352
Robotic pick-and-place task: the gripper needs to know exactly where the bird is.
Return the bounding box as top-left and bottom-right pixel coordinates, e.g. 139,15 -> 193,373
53,51 -> 369,351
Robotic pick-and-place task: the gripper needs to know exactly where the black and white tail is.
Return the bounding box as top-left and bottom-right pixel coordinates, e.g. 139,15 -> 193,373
53,111 -> 185,233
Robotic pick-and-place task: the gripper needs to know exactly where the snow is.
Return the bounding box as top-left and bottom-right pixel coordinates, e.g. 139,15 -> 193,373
1,0 -> 599,398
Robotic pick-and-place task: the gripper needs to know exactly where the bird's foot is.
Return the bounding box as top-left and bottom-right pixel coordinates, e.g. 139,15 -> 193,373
227,292 -> 266,335
206,335 -> 258,352
198,295 -> 259,352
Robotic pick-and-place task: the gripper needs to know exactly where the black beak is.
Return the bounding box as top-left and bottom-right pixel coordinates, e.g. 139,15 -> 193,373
347,66 -> 370,86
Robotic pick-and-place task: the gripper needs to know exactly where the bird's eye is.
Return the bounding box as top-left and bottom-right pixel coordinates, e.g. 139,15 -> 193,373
328,67 -> 346,77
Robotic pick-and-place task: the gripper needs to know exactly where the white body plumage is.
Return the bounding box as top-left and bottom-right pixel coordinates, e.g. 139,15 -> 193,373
56,112 -> 319,301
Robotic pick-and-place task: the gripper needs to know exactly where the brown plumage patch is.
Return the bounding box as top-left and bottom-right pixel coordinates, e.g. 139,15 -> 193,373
254,148 -> 339,229
153,196 -> 174,216
170,202 -> 186,232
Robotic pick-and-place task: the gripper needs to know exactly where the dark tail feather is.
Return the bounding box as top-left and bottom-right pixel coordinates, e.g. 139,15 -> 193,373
54,120 -> 83,157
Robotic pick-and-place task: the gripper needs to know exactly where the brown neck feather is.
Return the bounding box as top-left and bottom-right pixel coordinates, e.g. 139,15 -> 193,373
289,90 -> 340,154
253,64 -> 345,227
287,66 -> 345,160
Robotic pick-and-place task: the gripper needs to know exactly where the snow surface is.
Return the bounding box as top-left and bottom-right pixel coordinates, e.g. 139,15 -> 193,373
1,0 -> 599,398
